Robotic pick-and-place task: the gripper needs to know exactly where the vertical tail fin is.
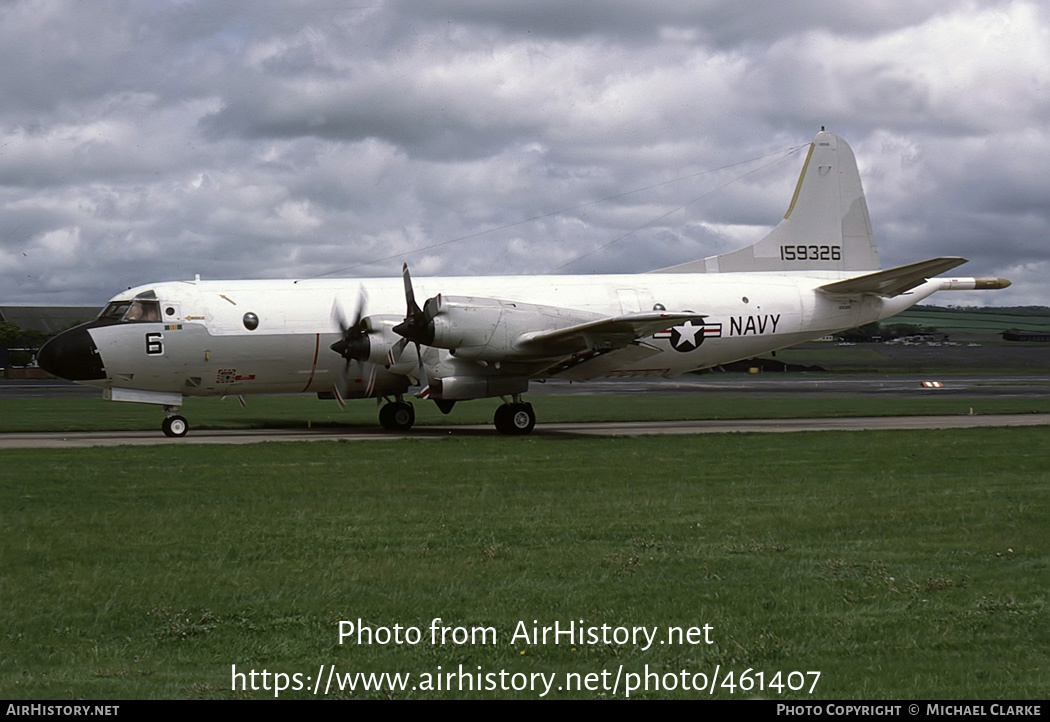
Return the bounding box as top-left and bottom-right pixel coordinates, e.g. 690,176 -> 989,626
656,130 -> 880,273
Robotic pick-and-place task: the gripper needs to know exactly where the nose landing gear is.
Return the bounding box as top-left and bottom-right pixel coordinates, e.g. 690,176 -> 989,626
162,407 -> 189,438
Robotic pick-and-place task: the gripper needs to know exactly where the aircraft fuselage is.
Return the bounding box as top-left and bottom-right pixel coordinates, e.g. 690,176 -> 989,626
65,270 -> 930,400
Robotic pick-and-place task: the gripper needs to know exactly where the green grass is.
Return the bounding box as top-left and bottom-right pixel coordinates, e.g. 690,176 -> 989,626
763,344 -> 1050,375
1,393 -> 1048,433
767,348 -> 889,362
895,307 -> 1050,334
2,429 -> 1048,699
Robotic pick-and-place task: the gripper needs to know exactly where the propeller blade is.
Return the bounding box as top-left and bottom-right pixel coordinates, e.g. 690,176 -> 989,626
416,360 -> 431,399
365,363 -> 378,397
412,340 -> 431,399
393,263 -> 437,345
351,286 -> 367,329
387,336 -> 409,365
331,299 -> 348,334
393,264 -> 435,397
403,263 -> 421,318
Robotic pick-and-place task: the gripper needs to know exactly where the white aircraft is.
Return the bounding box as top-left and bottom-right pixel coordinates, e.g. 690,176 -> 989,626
37,130 -> 1009,436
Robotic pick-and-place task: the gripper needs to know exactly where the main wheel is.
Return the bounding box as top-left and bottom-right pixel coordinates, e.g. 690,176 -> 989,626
379,401 -> 415,431
162,415 -> 189,438
494,402 -> 535,435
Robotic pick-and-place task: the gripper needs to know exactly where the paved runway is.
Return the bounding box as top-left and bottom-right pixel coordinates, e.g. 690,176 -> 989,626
4,374 -> 1050,399
3,413 -> 1047,449
533,375 -> 1050,398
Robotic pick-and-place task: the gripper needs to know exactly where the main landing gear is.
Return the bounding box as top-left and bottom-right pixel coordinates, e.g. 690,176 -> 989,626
379,400 -> 415,431
493,400 -> 536,436
373,396 -> 536,435
162,406 -> 189,437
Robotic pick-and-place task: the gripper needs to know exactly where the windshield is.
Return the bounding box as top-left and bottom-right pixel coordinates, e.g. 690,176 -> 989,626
124,299 -> 161,322
97,299 -> 161,323
99,301 -> 132,321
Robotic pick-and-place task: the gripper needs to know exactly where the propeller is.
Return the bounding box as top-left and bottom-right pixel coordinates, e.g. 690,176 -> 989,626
393,263 -> 436,397
393,263 -> 439,346
329,288 -> 379,401
330,287 -> 370,362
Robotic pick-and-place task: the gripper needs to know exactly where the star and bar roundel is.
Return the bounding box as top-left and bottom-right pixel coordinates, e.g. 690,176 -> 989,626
654,319 -> 722,352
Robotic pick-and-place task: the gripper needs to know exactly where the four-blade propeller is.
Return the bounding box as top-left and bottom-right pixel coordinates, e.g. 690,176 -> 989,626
392,263 -> 439,346
329,265 -> 435,397
329,288 -> 379,402
393,264 -> 435,396
330,287 -> 371,362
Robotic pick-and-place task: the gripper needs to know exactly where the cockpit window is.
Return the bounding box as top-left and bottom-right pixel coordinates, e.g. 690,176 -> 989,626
97,299 -> 161,322
123,299 -> 162,322
100,301 -> 132,320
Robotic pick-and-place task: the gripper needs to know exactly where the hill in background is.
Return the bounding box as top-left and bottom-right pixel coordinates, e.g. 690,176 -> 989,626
892,305 -> 1050,337
755,305 -> 1050,374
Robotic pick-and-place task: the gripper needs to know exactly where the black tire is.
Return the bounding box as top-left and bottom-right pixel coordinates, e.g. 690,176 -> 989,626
494,402 -> 535,435
379,402 -> 415,431
162,415 -> 189,438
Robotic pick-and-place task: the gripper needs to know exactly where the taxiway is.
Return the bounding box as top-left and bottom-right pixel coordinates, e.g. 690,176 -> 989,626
2,413 -> 1047,449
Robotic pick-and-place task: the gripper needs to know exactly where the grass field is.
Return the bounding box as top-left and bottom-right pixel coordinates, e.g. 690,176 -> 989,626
894,306 -> 1050,335
1,393 -> 1049,434
2,416 -> 1048,699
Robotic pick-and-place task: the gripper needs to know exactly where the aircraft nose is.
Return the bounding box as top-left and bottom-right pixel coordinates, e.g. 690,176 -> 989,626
36,325 -> 106,381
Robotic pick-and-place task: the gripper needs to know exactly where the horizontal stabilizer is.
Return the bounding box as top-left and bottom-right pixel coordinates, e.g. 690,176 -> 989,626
818,257 -> 967,298
518,311 -> 704,352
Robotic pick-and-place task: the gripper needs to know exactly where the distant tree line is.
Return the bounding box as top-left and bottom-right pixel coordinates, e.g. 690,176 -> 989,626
0,321 -> 49,350
914,304 -> 1050,317
837,321 -> 937,342
0,319 -> 91,367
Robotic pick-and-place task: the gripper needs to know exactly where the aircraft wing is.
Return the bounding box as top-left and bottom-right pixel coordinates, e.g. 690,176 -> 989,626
818,257 -> 967,298
515,311 -> 703,381
517,311 -> 704,354
539,342 -> 664,380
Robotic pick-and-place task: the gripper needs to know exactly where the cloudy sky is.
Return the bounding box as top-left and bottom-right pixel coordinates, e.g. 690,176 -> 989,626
1,0 -> 1047,306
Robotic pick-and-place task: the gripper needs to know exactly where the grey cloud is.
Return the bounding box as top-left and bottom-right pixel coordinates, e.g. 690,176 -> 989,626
0,0 -> 1047,308
389,0 -> 970,46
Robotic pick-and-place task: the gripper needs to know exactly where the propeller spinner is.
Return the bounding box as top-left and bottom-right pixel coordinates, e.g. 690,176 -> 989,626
330,288 -> 371,362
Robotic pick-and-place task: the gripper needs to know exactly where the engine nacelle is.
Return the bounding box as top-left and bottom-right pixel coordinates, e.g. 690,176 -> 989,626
435,374 -> 528,400
426,296 -> 596,361
429,296 -> 503,352
362,316 -> 410,366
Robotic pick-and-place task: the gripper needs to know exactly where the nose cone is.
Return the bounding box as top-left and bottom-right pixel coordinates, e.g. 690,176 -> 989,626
37,325 -> 106,381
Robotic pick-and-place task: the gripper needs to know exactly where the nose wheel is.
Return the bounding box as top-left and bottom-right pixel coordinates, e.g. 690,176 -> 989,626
162,414 -> 189,438
494,402 -> 535,435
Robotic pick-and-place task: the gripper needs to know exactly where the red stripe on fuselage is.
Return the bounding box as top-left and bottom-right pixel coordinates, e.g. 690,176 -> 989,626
302,333 -> 321,392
